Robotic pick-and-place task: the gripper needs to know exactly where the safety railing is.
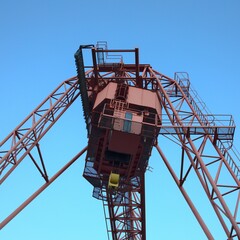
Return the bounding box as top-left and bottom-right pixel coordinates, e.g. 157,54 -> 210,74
96,41 -> 123,64
217,141 -> 240,179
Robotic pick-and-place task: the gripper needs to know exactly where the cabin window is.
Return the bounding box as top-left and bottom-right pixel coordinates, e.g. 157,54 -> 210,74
123,112 -> 132,132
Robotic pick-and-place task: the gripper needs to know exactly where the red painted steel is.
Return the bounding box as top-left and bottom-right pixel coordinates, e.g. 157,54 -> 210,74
102,174 -> 146,240
80,47 -> 158,239
0,77 -> 79,184
79,44 -> 239,238
0,147 -> 87,230
150,69 -> 239,238
0,44 -> 239,239
0,77 -> 81,229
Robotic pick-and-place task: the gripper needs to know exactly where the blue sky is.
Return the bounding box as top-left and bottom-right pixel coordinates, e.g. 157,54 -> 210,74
0,0 -> 240,239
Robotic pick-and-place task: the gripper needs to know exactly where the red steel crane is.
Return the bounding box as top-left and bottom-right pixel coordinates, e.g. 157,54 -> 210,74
0,42 -> 239,239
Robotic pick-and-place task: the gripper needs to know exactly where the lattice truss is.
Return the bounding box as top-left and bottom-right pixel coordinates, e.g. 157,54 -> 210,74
84,63 -> 239,239
103,175 -> 145,240
150,69 -> 240,239
0,77 -> 85,228
0,55 -> 239,239
0,77 -> 79,184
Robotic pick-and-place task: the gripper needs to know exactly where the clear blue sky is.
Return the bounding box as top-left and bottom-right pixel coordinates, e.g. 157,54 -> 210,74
0,0 -> 240,239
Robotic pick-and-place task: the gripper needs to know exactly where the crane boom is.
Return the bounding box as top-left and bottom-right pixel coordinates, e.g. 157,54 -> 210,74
0,77 -> 82,229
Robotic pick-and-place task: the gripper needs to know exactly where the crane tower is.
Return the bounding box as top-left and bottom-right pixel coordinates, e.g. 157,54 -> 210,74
0,42 -> 239,239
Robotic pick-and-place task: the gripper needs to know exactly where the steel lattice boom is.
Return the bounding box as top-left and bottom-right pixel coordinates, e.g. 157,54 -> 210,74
0,77 -> 83,228
0,42 -> 239,239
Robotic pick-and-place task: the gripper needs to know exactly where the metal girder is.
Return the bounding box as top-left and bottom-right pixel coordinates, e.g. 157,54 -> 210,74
0,77 -> 79,184
80,58 -> 239,238
103,174 -> 146,240
1,43 -> 239,240
148,68 -> 240,239
0,76 -> 85,229
0,147 -> 87,229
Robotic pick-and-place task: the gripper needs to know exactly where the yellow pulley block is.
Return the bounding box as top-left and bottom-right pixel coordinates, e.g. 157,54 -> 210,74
108,172 -> 120,189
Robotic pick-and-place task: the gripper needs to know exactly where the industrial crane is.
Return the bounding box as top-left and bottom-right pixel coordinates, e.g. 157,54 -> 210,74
0,42 -> 239,239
